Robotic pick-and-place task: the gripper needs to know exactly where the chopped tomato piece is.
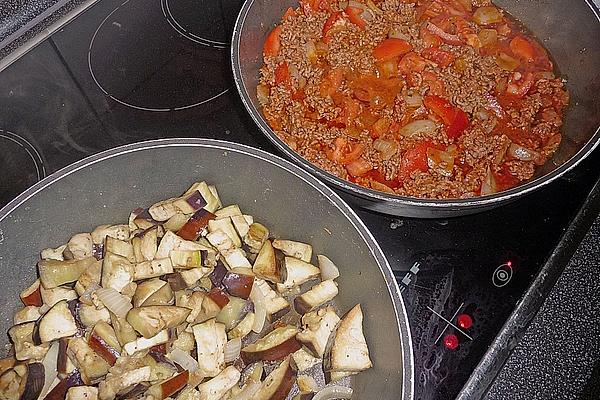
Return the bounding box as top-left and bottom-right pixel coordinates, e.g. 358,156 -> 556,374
494,163 -> 520,191
446,108 -> 469,139
283,7 -> 296,20
399,141 -> 433,180
365,169 -> 401,189
422,71 -> 445,96
263,25 -> 282,57
291,88 -> 306,101
423,95 -> 455,125
340,143 -> 365,165
506,72 -> 535,98
420,24 -> 443,47
399,52 -> 429,74
509,36 -> 535,63
274,62 -> 290,85
423,95 -> 470,138
345,6 -> 366,29
421,47 -> 455,67
349,75 -> 403,108
322,11 -> 343,43
320,68 -> 345,97
327,137 -> 347,163
300,0 -> 319,14
370,117 -> 392,138
373,38 -> 413,62
335,96 -> 363,127
346,158 -> 373,177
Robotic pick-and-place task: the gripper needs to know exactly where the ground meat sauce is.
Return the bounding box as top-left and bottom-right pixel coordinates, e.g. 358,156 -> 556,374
257,0 -> 569,199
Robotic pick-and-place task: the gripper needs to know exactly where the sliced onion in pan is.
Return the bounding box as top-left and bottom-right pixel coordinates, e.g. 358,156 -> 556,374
313,385 -> 354,400
168,348 -> 198,372
249,284 -> 267,333
318,255 -> 340,281
399,119 -> 437,137
95,287 -> 132,318
224,337 -> 242,363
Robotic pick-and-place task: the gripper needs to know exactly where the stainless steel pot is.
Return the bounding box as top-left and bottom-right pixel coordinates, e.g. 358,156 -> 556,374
231,0 -> 600,217
0,138 -> 414,399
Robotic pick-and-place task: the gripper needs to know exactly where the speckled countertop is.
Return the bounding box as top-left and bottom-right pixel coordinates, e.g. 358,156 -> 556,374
485,212 -> 600,399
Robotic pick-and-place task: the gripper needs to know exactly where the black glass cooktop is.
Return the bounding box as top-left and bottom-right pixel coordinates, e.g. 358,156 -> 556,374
0,0 -> 598,398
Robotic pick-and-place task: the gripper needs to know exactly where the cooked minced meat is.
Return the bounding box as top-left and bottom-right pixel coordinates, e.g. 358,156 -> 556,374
258,0 -> 569,199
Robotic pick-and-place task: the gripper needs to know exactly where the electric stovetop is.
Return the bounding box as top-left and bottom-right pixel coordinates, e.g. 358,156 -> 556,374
0,0 -> 598,399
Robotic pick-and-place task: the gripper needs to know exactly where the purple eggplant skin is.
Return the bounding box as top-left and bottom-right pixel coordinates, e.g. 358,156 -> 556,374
162,273 -> 187,291
115,383 -> 149,400
20,363 -> 44,400
57,338 -> 69,379
67,299 -> 86,334
209,260 -> 228,288
43,370 -> 83,400
186,191 -> 207,211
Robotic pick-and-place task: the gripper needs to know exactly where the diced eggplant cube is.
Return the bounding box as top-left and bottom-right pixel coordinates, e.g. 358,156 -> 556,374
8,323 -> 49,361
40,285 -> 78,307
91,224 -> 130,244
67,337 -> 110,384
38,257 -> 96,289
277,257 -> 320,292
133,258 -> 174,280
206,230 -> 234,253
66,386 -> 99,400
65,233 -> 94,260
291,348 -> 321,372
214,205 -> 242,219
38,300 -> 78,343
40,244 -> 67,261
192,319 -> 227,377
294,280 -> 338,315
98,366 -> 151,400
126,306 -> 190,338
296,306 -> 340,358
273,239 -> 313,263
14,306 -> 41,325
254,279 -> 290,321
123,330 -> 169,355
104,236 -> 135,263
196,366 -> 241,400
78,304 -> 111,328
324,304 -> 372,376
102,252 -> 135,293
231,215 -> 250,238
170,250 -> 203,269
208,218 -> 241,248
222,248 -> 252,270
149,197 -> 180,221
252,240 -> 283,284
243,223 -> 269,252
228,312 -> 255,340
75,259 -> 102,298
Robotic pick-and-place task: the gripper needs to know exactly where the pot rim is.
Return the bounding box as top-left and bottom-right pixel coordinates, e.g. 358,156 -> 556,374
230,0 -> 600,213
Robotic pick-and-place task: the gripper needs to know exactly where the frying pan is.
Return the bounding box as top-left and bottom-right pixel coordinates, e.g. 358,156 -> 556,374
231,0 -> 600,217
0,139 -> 414,399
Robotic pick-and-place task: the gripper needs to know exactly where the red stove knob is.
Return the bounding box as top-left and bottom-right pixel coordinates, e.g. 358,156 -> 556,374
444,334 -> 459,350
457,314 -> 473,329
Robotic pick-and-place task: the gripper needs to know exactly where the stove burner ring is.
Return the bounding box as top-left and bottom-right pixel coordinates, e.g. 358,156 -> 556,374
161,0 -> 228,49
88,0 -> 230,112
0,130 -> 46,182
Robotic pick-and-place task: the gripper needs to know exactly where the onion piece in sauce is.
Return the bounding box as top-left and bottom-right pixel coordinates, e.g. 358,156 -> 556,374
399,119 -> 437,137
